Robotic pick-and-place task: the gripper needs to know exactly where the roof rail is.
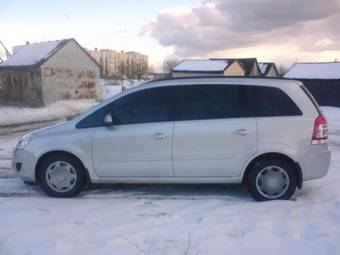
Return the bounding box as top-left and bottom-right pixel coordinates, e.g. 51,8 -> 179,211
142,75 -> 291,85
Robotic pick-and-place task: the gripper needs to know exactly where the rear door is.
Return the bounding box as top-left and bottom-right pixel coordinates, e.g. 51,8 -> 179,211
172,85 -> 257,178
252,86 -> 310,161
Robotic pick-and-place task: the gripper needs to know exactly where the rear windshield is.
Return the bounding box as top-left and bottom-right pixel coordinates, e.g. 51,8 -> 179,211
299,85 -> 322,115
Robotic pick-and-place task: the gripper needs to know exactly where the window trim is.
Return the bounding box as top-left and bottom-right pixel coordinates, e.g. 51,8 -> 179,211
76,83 -> 303,128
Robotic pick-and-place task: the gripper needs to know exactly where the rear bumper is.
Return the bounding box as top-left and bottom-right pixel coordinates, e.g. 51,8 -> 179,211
299,144 -> 331,181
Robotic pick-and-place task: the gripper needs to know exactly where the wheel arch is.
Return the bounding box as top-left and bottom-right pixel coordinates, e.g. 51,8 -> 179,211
35,150 -> 90,185
242,152 -> 303,189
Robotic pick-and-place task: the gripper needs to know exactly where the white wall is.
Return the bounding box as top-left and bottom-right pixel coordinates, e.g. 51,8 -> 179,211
41,40 -> 100,105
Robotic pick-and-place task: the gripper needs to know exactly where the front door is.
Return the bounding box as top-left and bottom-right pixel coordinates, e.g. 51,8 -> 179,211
92,86 -> 176,178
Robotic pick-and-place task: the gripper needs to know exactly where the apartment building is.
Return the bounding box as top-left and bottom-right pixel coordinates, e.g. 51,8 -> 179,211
89,49 -> 148,79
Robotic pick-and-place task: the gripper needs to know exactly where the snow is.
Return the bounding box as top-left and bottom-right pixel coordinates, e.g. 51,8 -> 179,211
100,79 -> 142,87
0,132 -> 19,173
0,40 -> 62,67
322,107 -> 340,146
0,100 -> 97,126
0,107 -> 340,254
99,79 -> 141,101
173,60 -> 229,72
99,79 -> 143,100
100,85 -> 123,100
284,62 -> 340,79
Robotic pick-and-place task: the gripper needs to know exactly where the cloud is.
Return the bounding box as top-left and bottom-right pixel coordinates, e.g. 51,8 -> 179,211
0,22 -> 173,71
143,0 -> 340,58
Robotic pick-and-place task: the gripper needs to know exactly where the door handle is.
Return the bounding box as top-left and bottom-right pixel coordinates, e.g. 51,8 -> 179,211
153,133 -> 167,140
233,129 -> 251,136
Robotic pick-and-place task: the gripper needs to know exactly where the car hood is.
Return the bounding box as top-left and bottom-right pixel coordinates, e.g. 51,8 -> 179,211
31,118 -> 78,137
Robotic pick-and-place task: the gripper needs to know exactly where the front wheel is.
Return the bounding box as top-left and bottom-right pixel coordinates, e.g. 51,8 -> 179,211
246,158 -> 297,201
37,154 -> 86,198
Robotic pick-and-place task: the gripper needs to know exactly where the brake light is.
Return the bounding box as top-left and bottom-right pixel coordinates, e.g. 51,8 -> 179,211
312,115 -> 328,144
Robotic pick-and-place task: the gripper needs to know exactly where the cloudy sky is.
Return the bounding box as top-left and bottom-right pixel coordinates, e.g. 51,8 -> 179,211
1,0 -> 340,70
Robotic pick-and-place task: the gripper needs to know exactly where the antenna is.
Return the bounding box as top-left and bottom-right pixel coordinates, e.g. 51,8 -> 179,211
0,40 -> 11,57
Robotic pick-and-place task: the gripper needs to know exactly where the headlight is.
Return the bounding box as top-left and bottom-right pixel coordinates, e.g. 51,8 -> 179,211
16,133 -> 35,150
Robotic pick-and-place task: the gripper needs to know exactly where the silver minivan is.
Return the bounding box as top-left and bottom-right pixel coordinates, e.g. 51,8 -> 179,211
12,77 -> 331,201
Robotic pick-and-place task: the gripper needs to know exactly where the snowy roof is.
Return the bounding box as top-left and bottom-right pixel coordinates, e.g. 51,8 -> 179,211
284,62 -> 340,79
172,60 -> 230,73
0,40 -> 65,67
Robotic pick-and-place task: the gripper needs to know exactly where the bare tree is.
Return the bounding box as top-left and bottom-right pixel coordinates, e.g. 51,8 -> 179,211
135,63 -> 147,81
277,64 -> 290,77
163,57 -> 180,76
118,58 -> 148,81
117,61 -> 127,80
0,49 -> 8,63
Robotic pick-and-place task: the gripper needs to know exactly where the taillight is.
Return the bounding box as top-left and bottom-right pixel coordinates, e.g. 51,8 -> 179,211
312,115 -> 328,144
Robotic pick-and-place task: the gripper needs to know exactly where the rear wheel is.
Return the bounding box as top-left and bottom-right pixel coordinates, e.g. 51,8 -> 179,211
246,158 -> 297,201
37,154 -> 86,198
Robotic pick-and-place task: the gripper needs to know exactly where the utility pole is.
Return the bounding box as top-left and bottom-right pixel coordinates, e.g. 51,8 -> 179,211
0,40 -> 11,58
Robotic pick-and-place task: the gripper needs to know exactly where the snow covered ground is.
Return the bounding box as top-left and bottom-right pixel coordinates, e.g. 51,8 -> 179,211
0,100 -> 97,127
0,131 -> 20,173
100,85 -> 124,101
99,79 -> 142,101
0,107 -> 340,255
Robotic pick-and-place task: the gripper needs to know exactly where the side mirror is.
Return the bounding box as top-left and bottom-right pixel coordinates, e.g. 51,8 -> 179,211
104,113 -> 113,126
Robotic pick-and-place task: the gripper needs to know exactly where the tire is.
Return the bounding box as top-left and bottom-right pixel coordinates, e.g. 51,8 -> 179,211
37,154 -> 86,198
246,158 -> 297,201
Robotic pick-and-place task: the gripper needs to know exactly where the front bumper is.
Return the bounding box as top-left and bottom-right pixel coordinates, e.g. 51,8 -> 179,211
12,148 -> 37,183
299,144 -> 331,181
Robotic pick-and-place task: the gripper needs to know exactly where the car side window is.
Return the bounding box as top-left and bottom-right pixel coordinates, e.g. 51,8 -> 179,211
109,87 -> 175,125
252,86 -> 302,117
76,86 -> 175,128
76,105 -> 108,128
177,85 -> 237,121
235,86 -> 254,118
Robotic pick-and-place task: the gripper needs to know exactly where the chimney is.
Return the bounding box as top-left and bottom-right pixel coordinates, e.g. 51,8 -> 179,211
26,41 -> 30,45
